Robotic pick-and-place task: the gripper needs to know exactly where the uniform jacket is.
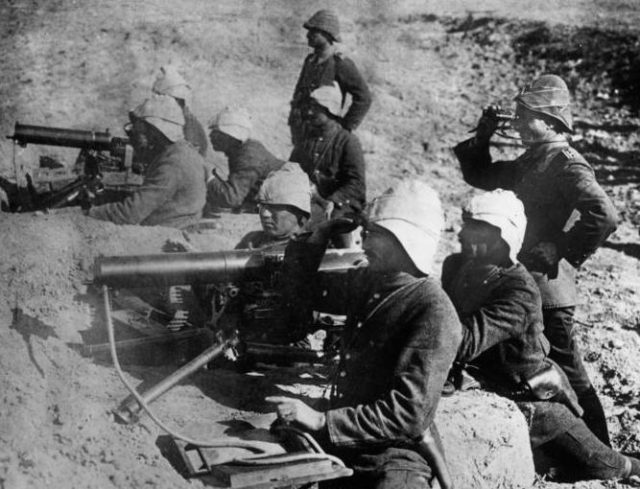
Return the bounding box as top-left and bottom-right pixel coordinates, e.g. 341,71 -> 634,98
284,239 -> 461,472
89,140 -> 206,229
442,253 -> 583,447
455,138 -> 618,307
290,52 -> 372,131
183,106 -> 209,157
289,124 -> 365,215
207,139 -> 284,210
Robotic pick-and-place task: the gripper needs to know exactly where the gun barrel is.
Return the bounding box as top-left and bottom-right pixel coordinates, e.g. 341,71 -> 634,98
93,249 -> 364,288
8,122 -> 129,156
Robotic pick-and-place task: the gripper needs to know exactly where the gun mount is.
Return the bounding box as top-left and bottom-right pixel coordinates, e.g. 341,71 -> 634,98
3,122 -> 138,212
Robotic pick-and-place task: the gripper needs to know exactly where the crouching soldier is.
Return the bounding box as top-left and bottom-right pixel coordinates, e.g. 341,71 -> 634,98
206,106 -> 285,213
267,179 -> 462,489
454,74 -> 618,445
443,189 -> 640,482
89,95 -> 207,229
236,162 -> 312,250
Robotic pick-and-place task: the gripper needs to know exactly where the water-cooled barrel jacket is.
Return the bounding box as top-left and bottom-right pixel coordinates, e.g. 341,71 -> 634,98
442,254 -> 551,386
441,253 -> 584,447
183,106 -> 208,157
290,53 -> 372,131
207,139 -> 285,210
289,125 -> 365,214
89,140 -> 206,229
283,238 -> 461,470
454,138 -> 618,308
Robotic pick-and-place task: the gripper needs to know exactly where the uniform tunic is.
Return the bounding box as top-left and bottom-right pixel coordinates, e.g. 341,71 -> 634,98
183,106 -> 209,157
284,239 -> 461,483
207,139 -> 284,211
89,140 -> 206,229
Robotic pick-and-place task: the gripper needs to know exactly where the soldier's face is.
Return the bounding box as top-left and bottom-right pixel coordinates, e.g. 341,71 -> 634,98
307,29 -> 331,49
512,105 -> 552,146
259,203 -> 301,239
362,224 -> 407,273
209,128 -> 238,153
304,103 -> 331,129
458,219 -> 506,262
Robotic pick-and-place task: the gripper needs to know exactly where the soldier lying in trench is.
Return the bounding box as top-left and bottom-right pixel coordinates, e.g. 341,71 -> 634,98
443,189 -> 640,483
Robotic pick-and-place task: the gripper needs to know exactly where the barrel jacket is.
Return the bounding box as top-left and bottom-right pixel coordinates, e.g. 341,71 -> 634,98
290,52 -> 372,131
284,239 -> 461,472
89,140 -> 206,229
442,253 -> 583,447
455,138 -> 618,307
207,139 -> 284,210
183,106 -> 209,157
289,124 -> 366,214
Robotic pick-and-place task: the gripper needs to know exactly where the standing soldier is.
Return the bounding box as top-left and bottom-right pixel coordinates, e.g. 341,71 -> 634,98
268,180 -> 461,489
289,9 -> 372,145
152,65 -> 209,157
444,190 -> 640,483
454,74 -> 618,445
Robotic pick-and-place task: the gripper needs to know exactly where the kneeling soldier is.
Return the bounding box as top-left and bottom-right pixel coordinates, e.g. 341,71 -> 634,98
268,179 -> 462,489
443,189 -> 640,482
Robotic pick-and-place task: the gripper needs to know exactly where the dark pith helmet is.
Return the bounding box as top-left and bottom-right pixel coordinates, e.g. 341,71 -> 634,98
515,74 -> 573,133
303,9 -> 341,43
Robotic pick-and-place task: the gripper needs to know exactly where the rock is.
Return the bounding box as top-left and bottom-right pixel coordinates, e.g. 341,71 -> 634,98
438,391 -> 535,489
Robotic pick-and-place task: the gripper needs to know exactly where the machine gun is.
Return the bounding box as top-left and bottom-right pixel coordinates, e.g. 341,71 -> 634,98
4,122 -> 137,211
92,247 -> 364,424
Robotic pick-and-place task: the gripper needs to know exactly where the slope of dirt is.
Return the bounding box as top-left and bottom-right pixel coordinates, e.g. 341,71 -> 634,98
2,1 -> 640,489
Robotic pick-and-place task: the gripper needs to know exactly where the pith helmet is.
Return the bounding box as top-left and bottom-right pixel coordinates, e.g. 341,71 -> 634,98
310,82 -> 343,117
463,189 -> 527,263
304,9 -> 341,42
130,95 -> 185,142
152,65 -> 191,101
366,179 -> 444,275
209,106 -> 252,142
257,162 -> 311,216
515,74 -> 573,133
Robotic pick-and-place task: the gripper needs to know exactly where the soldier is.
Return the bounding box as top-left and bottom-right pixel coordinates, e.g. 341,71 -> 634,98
290,83 -> 366,248
444,190 -> 640,483
89,96 -> 206,229
454,74 -> 618,445
267,180 -> 461,489
236,162 -> 311,250
207,107 -> 284,212
152,65 -> 209,157
289,9 -> 372,145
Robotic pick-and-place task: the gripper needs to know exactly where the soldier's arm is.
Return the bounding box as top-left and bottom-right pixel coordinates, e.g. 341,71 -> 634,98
207,168 -> 260,209
89,160 -> 175,225
335,56 -> 372,131
557,160 -> 618,267
326,134 -> 366,212
454,137 -> 519,191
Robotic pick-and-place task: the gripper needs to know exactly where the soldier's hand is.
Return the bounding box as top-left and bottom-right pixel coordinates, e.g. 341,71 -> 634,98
310,216 -> 359,244
265,396 -> 326,432
524,241 -> 560,272
474,105 -> 502,141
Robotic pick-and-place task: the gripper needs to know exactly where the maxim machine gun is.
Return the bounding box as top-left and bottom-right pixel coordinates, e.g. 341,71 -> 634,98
92,248 -> 362,488
4,122 -> 137,211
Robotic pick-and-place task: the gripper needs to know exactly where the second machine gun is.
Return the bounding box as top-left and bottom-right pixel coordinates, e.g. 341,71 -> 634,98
4,122 -> 136,211
92,247 -> 365,424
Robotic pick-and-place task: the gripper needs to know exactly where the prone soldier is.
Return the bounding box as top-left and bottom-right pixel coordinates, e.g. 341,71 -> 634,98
443,189 -> 640,483
454,74 -> 618,445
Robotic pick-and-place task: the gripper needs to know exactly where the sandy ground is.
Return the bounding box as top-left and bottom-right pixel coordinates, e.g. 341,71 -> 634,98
2,1 -> 640,488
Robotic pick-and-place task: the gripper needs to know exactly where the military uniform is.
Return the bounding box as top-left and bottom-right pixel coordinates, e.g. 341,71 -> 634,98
182,106 -> 208,157
284,239 -> 461,489
442,253 -> 635,481
290,123 -> 366,217
89,140 -> 207,229
207,139 -> 284,211
289,52 -> 372,143
455,138 -> 618,444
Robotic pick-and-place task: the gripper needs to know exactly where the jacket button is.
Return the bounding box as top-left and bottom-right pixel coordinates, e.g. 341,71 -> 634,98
339,371 -> 347,378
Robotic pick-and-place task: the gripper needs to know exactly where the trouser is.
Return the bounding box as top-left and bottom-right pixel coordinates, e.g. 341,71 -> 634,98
538,419 -> 632,481
320,469 -> 432,489
543,306 -> 611,446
